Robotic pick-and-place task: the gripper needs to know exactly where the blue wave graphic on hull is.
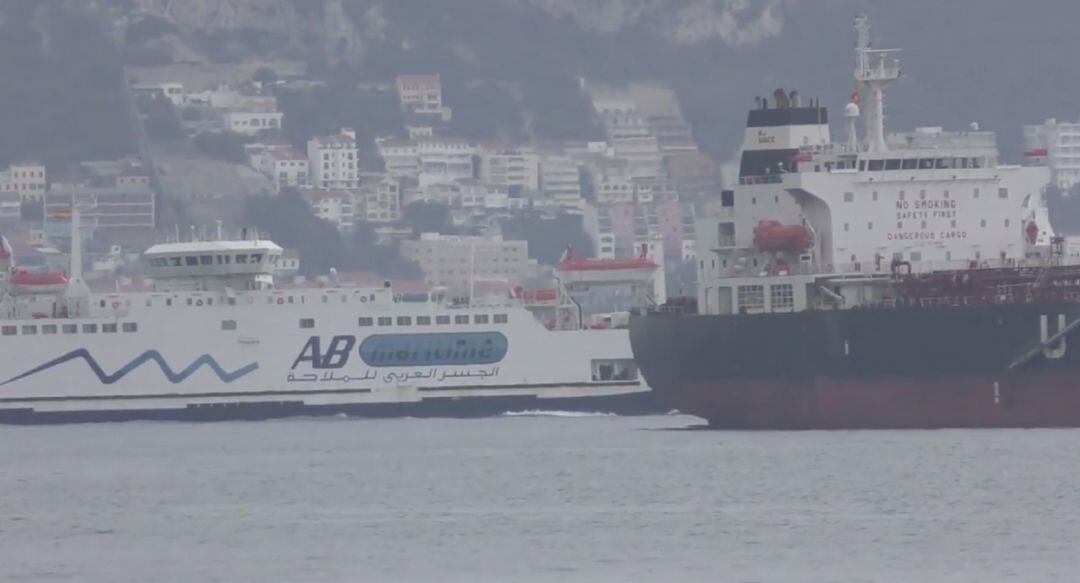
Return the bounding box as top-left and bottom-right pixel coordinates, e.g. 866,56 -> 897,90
1,349 -> 259,386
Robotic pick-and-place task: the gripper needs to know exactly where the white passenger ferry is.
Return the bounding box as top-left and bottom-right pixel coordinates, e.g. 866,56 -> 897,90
0,221 -> 661,423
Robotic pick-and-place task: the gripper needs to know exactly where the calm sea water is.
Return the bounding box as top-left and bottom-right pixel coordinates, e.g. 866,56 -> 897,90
1,413 -> 1079,582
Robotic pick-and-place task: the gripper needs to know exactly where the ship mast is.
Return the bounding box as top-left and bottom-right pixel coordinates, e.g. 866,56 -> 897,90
854,14 -> 901,153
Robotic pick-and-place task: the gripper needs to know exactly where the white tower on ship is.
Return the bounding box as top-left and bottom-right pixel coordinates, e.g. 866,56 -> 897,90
854,15 -> 901,152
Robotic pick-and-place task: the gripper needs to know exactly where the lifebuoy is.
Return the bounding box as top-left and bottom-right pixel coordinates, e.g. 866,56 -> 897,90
276,297 -> 284,305
359,296 -> 368,303
196,299 -> 204,306
111,301 -> 120,309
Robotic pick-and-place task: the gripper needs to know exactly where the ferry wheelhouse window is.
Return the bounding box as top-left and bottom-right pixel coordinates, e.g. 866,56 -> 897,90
867,159 -> 884,171
21,325 -> 36,335
185,256 -> 198,266
885,159 -> 901,170
416,316 -> 432,326
221,320 -> 237,331
454,315 -> 469,325
103,323 -> 118,333
494,314 -> 508,324
770,285 -> 794,311
436,315 -> 451,325
169,257 -> 182,267
901,158 -> 917,170
474,314 -> 489,324
397,316 -> 412,326
1,325 -> 14,336
737,285 -> 766,313
199,255 -> 213,265
251,254 -> 263,263
62,324 -> 77,334
122,323 -> 137,333
377,316 -> 392,326
42,324 -> 58,335
236,254 -> 248,264
358,317 -> 374,327
299,318 -> 315,329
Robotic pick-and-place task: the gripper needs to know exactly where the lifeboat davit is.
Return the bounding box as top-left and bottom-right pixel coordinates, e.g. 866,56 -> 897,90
10,271 -> 68,295
752,220 -> 812,252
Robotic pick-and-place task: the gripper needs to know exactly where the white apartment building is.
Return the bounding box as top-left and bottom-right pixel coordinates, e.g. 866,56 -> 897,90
357,177 -> 402,223
0,162 -> 47,202
1025,118 -> 1080,190
596,175 -> 635,206
612,136 -> 664,178
401,233 -> 529,292
376,138 -> 420,177
256,148 -> 309,189
131,82 -> 185,107
477,146 -> 540,191
539,155 -> 582,204
307,128 -> 360,189
417,137 -> 474,187
395,74 -> 451,121
223,110 -> 284,136
303,189 -> 355,231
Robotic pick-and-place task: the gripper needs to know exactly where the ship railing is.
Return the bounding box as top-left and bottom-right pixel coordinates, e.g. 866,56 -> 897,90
738,174 -> 783,186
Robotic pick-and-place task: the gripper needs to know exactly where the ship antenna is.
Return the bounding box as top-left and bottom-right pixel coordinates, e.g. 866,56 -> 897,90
854,14 -> 901,152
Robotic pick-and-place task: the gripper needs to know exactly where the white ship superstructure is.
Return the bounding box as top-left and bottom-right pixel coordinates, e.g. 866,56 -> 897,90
0,231 -> 659,422
695,14 -> 1054,316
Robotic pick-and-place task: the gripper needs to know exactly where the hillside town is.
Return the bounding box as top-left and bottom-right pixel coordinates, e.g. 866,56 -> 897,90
0,63 -> 730,296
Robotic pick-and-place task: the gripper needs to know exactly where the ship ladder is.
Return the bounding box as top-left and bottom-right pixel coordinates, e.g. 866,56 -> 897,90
1008,315 -> 1080,371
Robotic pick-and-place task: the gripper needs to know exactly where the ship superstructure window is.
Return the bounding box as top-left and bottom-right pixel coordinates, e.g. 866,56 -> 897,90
885,159 -> 901,170
417,316 -> 432,326
236,254 -> 248,264
843,192 -> 854,202
436,315 -> 451,325
919,189 -> 927,199
62,324 -> 77,334
872,191 -> 879,201
770,284 -> 794,312
358,317 -> 373,327
902,159 -> 917,170
474,314 -> 489,324
910,252 -> 922,262
21,325 -> 36,335
200,255 -> 212,265
185,256 -> 198,266
378,317 -> 392,326
397,316 -> 412,326
868,159 -> 884,171
103,323 -> 118,333
494,314 -> 509,324
999,187 -> 1009,199
455,315 -> 469,325
974,188 -> 980,198
737,285 -> 766,314
42,324 -> 57,335
899,190 -> 906,200
299,318 -> 315,329
1,326 -> 14,336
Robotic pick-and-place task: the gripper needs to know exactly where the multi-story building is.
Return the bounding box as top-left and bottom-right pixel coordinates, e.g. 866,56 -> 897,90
357,177 -> 402,223
376,138 -> 420,177
302,189 -> 355,231
477,146 -> 540,192
596,175 -> 635,206
395,74 -> 451,121
417,137 -> 474,188
0,161 -> 47,202
223,109 -> 284,136
44,180 -> 156,238
307,128 -> 360,189
539,155 -> 582,204
612,136 -> 664,178
255,148 -> 309,190
1024,118 -> 1080,190
131,82 -> 186,107
401,233 -> 529,292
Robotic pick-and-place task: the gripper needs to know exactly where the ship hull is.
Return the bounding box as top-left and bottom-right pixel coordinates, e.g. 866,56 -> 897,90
630,304 -> 1080,429
0,389 -> 662,425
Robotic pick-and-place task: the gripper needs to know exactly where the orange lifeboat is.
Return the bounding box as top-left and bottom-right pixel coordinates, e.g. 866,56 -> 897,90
752,220 -> 811,252
10,270 -> 68,295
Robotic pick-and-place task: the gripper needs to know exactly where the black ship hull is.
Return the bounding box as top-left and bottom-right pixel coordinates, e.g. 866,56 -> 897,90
630,303 -> 1080,429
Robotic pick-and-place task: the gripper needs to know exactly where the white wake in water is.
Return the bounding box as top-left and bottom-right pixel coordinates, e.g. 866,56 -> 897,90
501,410 -> 618,418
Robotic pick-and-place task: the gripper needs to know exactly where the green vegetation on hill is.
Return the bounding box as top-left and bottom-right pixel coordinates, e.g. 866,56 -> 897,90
0,4 -> 135,167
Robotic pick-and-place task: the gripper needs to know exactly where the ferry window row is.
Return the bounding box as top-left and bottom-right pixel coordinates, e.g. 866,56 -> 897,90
844,187 -> 1009,202
354,313 -> 509,327
2,322 -> 138,336
148,253 -> 271,268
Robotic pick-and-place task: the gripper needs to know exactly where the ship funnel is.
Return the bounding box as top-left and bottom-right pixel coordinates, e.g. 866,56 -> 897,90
774,88 -> 790,109
789,90 -> 800,107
